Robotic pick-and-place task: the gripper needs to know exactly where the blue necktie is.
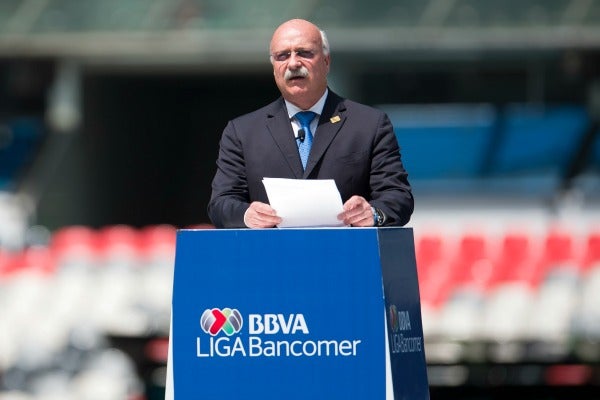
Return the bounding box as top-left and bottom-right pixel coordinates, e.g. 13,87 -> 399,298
295,111 -> 316,170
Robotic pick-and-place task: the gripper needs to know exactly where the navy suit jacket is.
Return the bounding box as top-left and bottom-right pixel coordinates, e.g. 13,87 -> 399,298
208,90 -> 413,228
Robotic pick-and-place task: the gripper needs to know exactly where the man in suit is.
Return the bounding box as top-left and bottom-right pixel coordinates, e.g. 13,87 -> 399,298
208,19 -> 413,228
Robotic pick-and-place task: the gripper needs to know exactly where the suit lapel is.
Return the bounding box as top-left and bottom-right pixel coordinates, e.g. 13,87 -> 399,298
266,99 -> 304,178
304,92 -> 347,177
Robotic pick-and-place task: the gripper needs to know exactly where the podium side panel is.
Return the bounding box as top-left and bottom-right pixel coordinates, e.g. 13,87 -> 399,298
378,228 -> 430,400
171,228 -> 388,400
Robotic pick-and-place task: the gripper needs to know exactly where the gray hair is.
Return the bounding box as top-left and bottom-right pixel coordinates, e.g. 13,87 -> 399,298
320,29 -> 330,56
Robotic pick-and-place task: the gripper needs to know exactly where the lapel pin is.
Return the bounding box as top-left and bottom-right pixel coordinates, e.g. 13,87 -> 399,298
330,115 -> 341,124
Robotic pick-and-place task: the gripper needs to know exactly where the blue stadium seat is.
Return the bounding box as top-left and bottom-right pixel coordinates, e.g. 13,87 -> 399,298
386,104 -> 496,180
589,130 -> 600,171
0,117 -> 44,190
491,104 -> 589,175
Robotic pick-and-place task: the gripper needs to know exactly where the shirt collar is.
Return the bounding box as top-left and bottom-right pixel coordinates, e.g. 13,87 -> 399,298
285,88 -> 329,120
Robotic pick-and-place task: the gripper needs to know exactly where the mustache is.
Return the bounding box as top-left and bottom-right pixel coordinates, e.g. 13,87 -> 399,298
284,67 -> 309,81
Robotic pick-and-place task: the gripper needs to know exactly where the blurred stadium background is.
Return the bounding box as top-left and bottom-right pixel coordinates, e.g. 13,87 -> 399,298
1,0 -> 600,399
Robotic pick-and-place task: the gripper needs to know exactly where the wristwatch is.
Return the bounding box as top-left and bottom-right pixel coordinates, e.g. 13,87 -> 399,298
371,207 -> 385,227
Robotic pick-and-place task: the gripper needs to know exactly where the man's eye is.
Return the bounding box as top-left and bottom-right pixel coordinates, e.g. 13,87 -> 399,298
274,52 -> 290,61
296,50 -> 314,59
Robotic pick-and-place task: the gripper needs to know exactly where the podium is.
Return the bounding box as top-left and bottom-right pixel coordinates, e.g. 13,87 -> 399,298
167,228 -> 429,399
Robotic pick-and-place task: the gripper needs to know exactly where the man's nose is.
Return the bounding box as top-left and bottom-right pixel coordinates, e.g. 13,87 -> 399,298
288,53 -> 302,68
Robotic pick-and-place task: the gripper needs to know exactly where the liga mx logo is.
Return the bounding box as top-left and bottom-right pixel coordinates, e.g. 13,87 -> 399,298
201,308 -> 243,336
388,304 -> 399,333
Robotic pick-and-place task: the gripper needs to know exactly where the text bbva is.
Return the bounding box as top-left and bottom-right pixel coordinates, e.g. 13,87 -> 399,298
248,314 -> 309,335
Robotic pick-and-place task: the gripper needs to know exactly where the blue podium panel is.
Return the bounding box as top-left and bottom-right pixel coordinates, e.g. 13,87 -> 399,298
378,229 -> 430,400
171,228 -> 428,399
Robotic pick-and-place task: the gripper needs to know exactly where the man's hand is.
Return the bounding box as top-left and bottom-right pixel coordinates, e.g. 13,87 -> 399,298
338,195 -> 374,227
244,201 -> 282,228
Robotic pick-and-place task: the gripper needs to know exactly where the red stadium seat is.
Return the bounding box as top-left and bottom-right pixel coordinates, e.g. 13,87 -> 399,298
51,225 -> 97,251
582,230 -> 600,270
448,233 -> 490,289
414,232 -> 453,309
543,229 -> 575,267
96,224 -> 141,263
0,250 -> 17,278
139,224 -> 176,247
423,232 -> 490,307
535,228 -> 582,283
0,246 -> 54,281
138,224 -> 177,262
97,224 -> 139,250
50,225 -> 100,268
18,246 -> 55,274
415,233 -> 444,282
488,232 -> 534,288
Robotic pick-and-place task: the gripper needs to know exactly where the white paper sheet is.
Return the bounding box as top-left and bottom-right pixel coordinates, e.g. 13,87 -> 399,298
262,178 -> 346,228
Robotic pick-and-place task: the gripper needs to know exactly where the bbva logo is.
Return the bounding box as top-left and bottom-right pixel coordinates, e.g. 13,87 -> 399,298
248,314 -> 309,335
388,304 -> 412,333
200,308 -> 310,336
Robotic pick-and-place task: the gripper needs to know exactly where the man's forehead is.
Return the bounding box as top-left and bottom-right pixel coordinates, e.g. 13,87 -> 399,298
271,28 -> 320,50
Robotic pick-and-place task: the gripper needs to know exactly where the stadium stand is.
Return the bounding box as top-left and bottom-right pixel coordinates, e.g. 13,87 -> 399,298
0,117 -> 44,192
1,1 -> 599,399
0,101 -> 596,397
0,220 -> 598,397
0,224 -> 177,399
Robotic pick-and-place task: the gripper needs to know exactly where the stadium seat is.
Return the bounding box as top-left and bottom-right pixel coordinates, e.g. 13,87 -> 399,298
0,250 -> 16,277
96,225 -> 141,269
525,229 -> 583,341
582,230 -> 600,270
96,224 -> 139,253
14,246 -> 54,275
50,225 -> 100,270
447,233 -> 491,291
544,229 -> 575,264
488,232 -> 534,288
492,105 -> 589,176
415,233 -> 444,283
387,104 -> 496,180
138,224 -> 177,258
478,232 -> 539,342
0,117 -> 44,191
415,232 -> 449,339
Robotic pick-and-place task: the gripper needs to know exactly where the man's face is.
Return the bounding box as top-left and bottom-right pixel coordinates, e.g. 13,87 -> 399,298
270,20 -> 330,109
